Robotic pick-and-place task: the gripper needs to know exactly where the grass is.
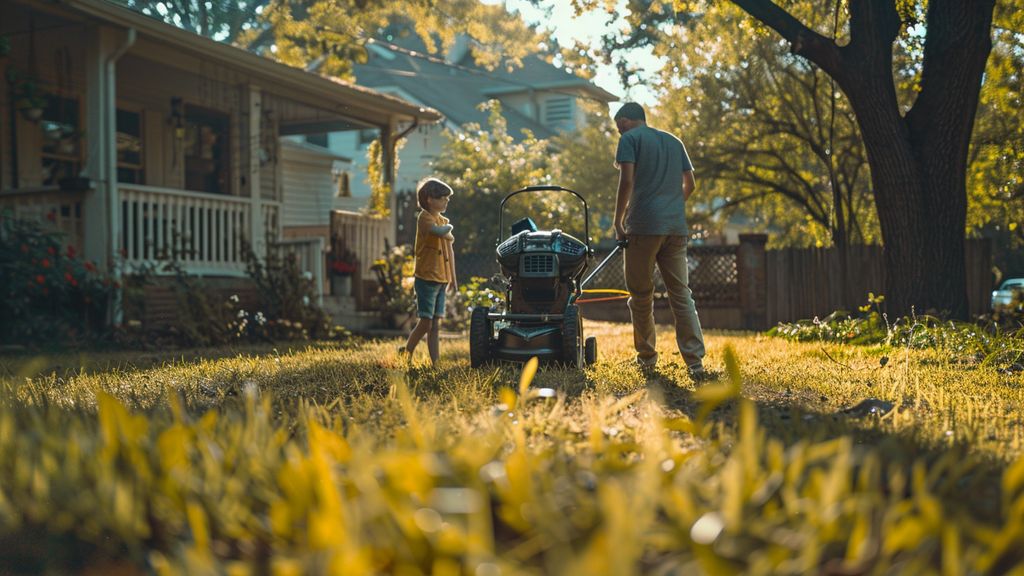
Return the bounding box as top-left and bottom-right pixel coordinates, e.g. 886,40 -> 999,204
2,321 -> 1024,574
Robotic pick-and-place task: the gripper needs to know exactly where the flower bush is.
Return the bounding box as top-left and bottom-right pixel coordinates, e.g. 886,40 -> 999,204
371,242 -> 416,319
443,275 -> 505,331
0,212 -> 113,346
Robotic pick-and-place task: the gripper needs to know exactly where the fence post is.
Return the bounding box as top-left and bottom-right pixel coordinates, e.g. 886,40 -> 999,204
737,234 -> 768,330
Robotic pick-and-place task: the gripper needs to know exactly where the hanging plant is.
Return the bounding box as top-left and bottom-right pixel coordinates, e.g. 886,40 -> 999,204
0,35 -> 10,58
7,69 -> 47,122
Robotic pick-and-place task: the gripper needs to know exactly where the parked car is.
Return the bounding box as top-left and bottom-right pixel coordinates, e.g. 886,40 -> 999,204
991,278 -> 1024,312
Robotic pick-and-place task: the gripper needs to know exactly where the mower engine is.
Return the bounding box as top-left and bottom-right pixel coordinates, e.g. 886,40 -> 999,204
496,229 -> 588,314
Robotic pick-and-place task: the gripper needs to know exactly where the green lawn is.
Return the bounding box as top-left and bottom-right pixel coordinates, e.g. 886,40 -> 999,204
2,321 -> 1024,574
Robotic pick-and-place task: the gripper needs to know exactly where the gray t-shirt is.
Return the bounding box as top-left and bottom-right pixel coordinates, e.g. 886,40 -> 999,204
615,125 -> 693,236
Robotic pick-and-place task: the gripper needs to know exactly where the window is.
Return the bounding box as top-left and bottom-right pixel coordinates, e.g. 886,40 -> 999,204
116,108 -> 144,184
544,96 -> 574,130
39,96 -> 82,186
183,105 -> 230,194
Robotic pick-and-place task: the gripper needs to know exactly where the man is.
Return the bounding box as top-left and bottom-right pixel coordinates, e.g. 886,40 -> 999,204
613,102 -> 707,378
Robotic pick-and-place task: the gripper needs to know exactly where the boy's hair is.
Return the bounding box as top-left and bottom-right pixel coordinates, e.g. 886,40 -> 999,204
417,178 -> 453,210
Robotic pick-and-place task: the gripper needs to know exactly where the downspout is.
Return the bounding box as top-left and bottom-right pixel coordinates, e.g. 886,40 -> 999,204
105,27 -> 135,324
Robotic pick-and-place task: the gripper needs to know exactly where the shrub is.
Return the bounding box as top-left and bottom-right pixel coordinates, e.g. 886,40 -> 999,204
443,275 -> 505,331
370,242 -> 416,319
0,213 -> 114,346
771,293 -> 1024,372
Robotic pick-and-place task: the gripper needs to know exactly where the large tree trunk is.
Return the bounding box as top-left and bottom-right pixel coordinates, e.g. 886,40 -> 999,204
732,0 -> 995,319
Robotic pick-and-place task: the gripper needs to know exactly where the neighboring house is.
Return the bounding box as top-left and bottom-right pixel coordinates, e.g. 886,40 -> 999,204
0,0 -> 439,326
306,27 -> 617,243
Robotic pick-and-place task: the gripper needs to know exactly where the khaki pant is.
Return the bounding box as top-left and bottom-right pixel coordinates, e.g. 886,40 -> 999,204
624,234 -> 705,368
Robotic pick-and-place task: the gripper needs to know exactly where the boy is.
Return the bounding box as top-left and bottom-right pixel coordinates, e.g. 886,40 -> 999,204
400,178 -> 457,365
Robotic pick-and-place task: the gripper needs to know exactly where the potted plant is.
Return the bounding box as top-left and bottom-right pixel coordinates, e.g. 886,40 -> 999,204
57,127 -> 83,155
328,247 -> 358,297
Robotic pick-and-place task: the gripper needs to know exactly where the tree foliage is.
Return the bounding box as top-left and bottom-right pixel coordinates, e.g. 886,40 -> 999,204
574,0 -> 1000,317
432,101 -> 620,256
116,0 -> 543,80
652,1 -> 879,249
431,101 -> 553,255
967,5 -> 1024,253
549,102 -> 621,240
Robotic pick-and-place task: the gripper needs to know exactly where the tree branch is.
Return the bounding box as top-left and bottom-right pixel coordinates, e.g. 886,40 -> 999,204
730,0 -> 843,78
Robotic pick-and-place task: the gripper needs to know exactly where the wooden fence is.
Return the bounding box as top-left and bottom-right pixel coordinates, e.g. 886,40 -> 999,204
764,240 -> 992,326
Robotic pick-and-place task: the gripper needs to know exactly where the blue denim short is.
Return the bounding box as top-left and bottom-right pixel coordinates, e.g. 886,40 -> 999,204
414,277 -> 446,318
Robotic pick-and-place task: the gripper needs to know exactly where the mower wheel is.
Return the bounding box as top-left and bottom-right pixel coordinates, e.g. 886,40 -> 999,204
584,336 -> 597,365
562,304 -> 583,368
470,306 -> 492,368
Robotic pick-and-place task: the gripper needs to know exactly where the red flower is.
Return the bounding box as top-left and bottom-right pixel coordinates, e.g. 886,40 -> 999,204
65,272 -> 73,283
47,246 -> 56,256
40,258 -> 51,268
330,260 -> 357,275
70,279 -> 78,287
20,244 -> 29,253
84,261 -> 96,272
66,245 -> 76,259
46,210 -> 56,222
35,275 -> 45,285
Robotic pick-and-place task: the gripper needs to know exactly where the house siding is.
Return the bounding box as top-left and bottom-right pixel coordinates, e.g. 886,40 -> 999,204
280,144 -> 337,227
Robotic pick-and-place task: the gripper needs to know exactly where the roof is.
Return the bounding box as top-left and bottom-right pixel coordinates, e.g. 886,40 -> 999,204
353,34 -> 617,139
16,0 -> 442,127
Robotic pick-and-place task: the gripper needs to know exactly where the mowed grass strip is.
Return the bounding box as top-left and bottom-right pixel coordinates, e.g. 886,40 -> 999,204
2,321 -> 1024,574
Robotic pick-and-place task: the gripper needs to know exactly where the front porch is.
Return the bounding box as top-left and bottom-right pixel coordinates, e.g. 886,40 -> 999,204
1,0 -> 440,328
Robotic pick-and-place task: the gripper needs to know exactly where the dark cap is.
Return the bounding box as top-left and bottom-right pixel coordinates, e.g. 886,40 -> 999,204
613,102 -> 646,122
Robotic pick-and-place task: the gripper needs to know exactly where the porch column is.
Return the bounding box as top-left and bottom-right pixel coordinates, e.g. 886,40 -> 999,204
83,25 -> 134,323
242,85 -> 265,258
83,24 -> 135,325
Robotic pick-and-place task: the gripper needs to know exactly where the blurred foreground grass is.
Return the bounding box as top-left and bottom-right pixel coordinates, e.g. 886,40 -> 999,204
2,322 -> 1024,574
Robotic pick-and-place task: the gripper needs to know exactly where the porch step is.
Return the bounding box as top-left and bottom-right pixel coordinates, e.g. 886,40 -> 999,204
323,295 -> 388,333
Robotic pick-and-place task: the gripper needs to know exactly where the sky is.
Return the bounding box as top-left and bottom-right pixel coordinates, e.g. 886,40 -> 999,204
484,0 -> 663,109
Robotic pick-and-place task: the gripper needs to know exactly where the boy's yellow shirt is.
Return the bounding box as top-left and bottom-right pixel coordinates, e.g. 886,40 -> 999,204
413,210 -> 450,283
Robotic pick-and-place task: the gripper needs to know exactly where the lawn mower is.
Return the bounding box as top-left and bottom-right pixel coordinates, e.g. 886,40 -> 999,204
469,185 -> 626,368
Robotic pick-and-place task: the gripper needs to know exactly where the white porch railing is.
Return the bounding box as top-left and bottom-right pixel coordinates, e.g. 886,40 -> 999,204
273,237 -> 327,306
330,210 -> 390,278
0,187 -> 85,248
119,185 -> 281,276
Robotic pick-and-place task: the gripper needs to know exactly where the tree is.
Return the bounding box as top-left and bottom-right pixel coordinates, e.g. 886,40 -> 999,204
116,0 -> 542,80
966,5 -> 1024,276
655,5 -> 878,251
550,102 -> 621,242
592,0 -> 999,318
113,0 -> 266,42
431,101 -> 554,255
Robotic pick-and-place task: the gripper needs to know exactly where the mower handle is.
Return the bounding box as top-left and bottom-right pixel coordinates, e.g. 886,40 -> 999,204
498,185 -> 590,250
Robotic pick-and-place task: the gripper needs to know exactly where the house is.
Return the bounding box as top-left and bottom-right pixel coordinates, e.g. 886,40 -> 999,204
301,26 -> 617,244
0,0 -> 440,328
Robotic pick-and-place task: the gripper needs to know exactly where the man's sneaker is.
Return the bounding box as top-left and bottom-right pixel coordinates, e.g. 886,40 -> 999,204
397,346 -> 411,360
635,355 -> 658,368
688,365 -> 713,382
